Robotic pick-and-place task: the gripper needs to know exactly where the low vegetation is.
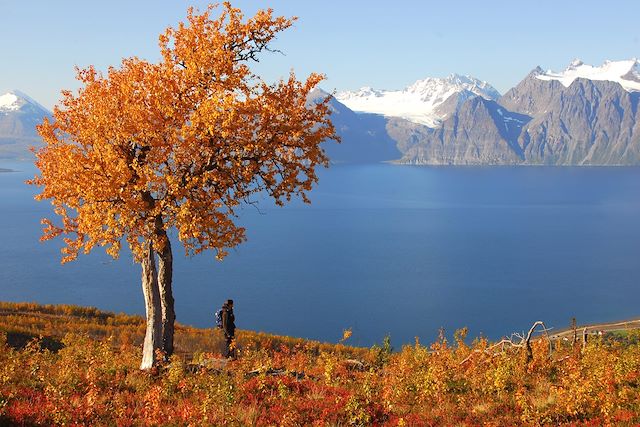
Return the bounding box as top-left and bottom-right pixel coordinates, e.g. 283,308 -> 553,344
1,301 -> 639,426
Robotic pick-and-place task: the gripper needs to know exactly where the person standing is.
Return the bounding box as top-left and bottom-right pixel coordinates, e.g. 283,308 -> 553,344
221,299 -> 236,358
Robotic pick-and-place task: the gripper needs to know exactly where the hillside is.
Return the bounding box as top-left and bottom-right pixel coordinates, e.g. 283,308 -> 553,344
1,301 -> 639,425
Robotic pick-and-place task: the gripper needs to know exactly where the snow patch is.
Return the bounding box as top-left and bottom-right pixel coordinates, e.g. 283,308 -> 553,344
536,59 -> 640,92
503,116 -> 524,124
0,93 -> 20,111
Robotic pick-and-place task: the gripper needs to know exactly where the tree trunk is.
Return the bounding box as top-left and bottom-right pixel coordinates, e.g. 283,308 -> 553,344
140,242 -> 163,370
157,236 -> 175,358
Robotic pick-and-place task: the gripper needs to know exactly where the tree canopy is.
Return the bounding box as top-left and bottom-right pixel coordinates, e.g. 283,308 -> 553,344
31,3 -> 337,264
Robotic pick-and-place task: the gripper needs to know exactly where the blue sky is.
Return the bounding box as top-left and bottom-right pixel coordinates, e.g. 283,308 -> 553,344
2,0 -> 639,110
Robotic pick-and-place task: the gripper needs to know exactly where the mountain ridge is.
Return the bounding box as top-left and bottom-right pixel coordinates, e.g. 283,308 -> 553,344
5,59 -> 640,165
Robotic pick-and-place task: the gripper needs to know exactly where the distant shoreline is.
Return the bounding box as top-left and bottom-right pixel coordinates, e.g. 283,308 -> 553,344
546,317 -> 640,340
388,160 -> 640,168
0,168 -> 15,173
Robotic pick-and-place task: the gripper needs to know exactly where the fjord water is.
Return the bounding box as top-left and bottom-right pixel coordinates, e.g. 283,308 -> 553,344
1,162 -> 639,347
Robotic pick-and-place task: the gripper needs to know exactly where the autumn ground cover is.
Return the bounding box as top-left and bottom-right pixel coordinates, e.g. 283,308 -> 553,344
1,301 -> 640,426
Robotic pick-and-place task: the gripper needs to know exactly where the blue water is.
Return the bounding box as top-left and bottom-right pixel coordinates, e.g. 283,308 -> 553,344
1,161 -> 639,347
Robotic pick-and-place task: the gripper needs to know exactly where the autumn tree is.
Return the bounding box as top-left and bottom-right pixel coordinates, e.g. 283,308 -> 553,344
30,3 -> 338,369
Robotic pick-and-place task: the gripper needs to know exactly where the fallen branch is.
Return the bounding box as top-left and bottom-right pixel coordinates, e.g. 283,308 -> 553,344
460,321 -> 552,366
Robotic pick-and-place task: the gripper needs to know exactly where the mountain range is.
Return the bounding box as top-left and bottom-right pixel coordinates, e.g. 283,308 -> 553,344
336,58 -> 640,165
3,59 -> 640,165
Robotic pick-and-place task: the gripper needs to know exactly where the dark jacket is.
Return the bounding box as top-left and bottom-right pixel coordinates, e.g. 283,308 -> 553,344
221,305 -> 235,337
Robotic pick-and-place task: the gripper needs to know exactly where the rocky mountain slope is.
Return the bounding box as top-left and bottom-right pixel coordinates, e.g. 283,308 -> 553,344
387,98 -> 529,165
499,63 -> 640,165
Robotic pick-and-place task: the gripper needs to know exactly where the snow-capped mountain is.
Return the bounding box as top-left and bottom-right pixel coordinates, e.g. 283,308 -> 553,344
0,90 -> 50,115
536,58 -> 640,92
0,90 -> 52,160
395,58 -> 640,165
336,74 -> 500,127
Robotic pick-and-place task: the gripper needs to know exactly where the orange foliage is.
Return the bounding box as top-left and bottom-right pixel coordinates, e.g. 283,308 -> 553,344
1,302 -> 640,425
29,2 -> 338,263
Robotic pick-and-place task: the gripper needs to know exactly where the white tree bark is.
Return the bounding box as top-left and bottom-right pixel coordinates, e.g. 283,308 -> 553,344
140,243 -> 163,370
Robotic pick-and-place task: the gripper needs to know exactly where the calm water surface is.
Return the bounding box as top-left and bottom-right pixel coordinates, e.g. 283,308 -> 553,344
1,162 -> 639,346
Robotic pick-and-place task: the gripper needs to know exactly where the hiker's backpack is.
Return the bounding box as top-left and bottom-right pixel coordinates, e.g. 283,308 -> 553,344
215,308 -> 224,329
